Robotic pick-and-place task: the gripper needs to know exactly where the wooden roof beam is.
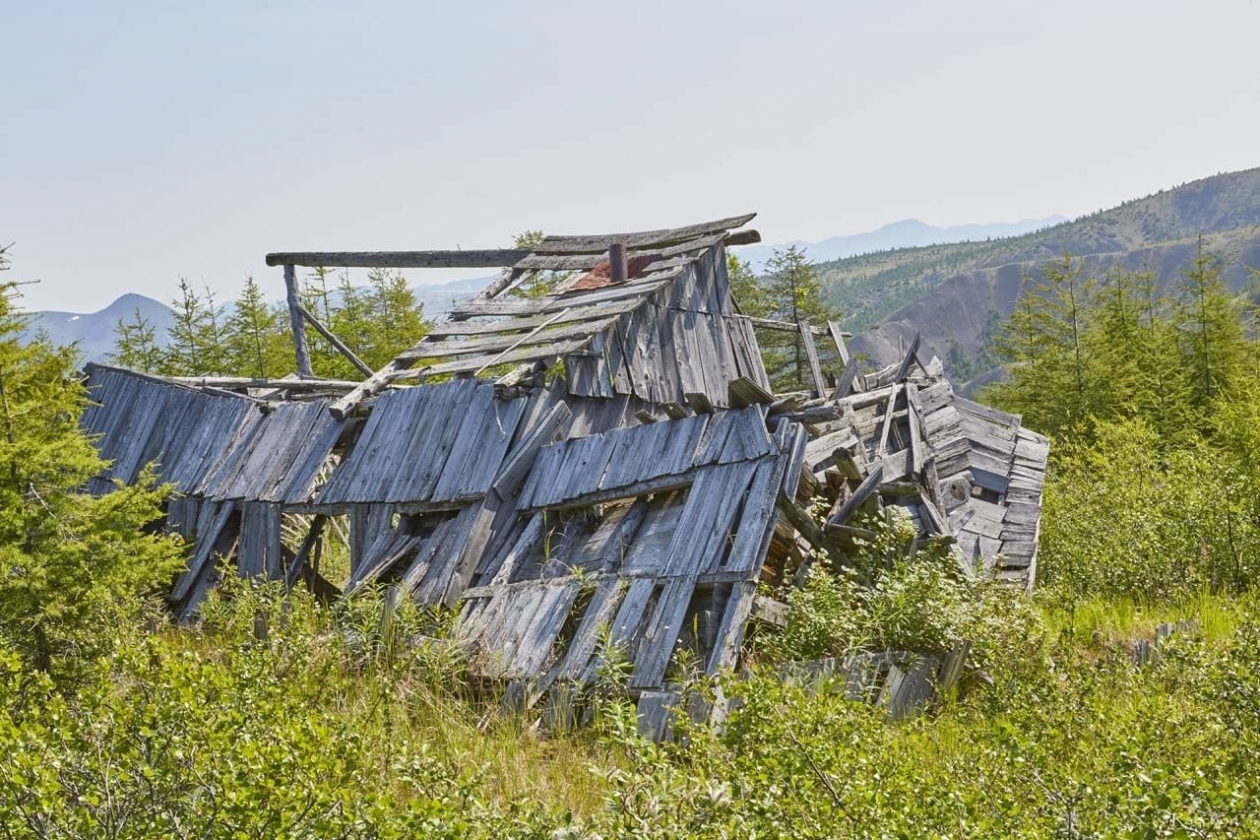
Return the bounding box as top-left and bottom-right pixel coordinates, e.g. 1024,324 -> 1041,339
265,231 -> 759,270
264,250 -> 531,269
740,316 -> 847,338
534,213 -> 757,254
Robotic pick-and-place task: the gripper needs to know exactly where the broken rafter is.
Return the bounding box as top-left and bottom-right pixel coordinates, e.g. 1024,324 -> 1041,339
830,356 -> 862,400
777,491 -> 826,549
742,316 -> 837,337
473,309 -> 571,377
799,319 -> 827,397
827,465 -> 884,529
893,332 -> 922,384
827,320 -> 851,365
295,303 -> 374,378
469,267 -> 523,305
329,361 -> 409,419
905,382 -> 925,474
876,384 -> 902,458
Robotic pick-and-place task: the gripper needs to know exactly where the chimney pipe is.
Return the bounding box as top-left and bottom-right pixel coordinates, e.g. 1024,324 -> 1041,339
609,242 -> 628,284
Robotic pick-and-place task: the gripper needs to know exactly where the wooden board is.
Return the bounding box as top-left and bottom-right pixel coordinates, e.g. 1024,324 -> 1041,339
534,214 -> 756,254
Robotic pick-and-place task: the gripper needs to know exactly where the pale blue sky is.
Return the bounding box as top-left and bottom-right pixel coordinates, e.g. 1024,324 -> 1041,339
3,0 -> 1258,311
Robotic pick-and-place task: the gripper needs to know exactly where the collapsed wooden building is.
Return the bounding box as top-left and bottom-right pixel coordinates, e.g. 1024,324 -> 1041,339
80,214 -> 1048,731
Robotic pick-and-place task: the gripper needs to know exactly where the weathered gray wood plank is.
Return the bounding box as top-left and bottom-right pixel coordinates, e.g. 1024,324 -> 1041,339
798,320 -> 827,397
284,264 -> 313,377
827,320 -> 850,365
265,250 -> 529,269
827,465 -> 884,529
390,339 -> 591,380
535,214 -> 755,254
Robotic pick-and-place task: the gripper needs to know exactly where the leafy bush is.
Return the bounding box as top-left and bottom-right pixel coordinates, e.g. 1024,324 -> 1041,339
0,584 -> 578,838
758,511 -> 1043,675
1040,418 -> 1260,607
588,600 -> 1260,838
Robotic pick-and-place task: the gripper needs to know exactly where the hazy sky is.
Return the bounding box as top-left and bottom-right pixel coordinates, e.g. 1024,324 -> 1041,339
3,0 -> 1258,312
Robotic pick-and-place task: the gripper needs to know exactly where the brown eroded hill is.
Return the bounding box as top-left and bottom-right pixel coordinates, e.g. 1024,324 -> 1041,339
820,168 -> 1260,387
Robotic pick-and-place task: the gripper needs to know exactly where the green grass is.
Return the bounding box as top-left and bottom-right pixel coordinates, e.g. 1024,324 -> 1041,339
1042,590 -> 1247,648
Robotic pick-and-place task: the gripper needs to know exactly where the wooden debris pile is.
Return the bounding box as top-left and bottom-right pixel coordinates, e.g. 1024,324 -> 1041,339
80,213 -> 1049,735
778,644 -> 972,727
773,347 -> 1048,592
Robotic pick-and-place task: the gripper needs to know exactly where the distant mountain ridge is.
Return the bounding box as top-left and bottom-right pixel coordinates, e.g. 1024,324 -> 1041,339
26,293 -> 176,363
23,278 -> 492,363
822,167 -> 1260,389
29,168 -> 1260,381
736,215 -> 1066,270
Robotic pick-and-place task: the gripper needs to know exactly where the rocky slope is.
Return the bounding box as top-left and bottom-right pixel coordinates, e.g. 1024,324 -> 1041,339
821,168 -> 1260,386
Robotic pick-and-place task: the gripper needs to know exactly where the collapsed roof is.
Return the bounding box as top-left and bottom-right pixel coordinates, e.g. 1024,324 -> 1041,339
82,214 -> 1048,732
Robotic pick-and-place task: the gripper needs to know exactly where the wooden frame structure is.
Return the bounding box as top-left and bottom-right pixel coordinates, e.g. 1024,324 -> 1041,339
81,213 -> 1048,735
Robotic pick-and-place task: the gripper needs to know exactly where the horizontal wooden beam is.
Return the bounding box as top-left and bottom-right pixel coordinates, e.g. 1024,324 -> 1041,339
739,316 -> 844,337
266,232 -> 758,274
167,375 -> 364,391
264,250 -> 530,269
535,213 -> 757,254
83,363 -> 359,394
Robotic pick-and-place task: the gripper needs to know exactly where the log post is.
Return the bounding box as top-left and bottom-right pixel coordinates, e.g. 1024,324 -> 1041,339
283,264 -> 313,377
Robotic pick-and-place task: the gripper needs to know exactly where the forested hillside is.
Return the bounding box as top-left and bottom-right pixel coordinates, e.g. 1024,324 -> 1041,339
4,240 -> 1260,836
817,167 -> 1260,383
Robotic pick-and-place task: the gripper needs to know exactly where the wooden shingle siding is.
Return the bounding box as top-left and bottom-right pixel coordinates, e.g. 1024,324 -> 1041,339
317,380 -> 527,505
82,365 -> 342,504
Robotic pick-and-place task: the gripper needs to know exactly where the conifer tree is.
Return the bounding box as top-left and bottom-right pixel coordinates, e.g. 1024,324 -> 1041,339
1091,268 -> 1194,440
0,250 -> 183,678
1089,268 -> 1150,424
326,271 -> 375,378
990,272 -> 1059,430
764,246 -> 840,390
989,253 -> 1097,436
165,279 -> 229,375
109,307 -> 164,372
224,276 -> 288,378
1174,238 -> 1251,409
363,267 -> 428,370
726,253 -> 772,318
